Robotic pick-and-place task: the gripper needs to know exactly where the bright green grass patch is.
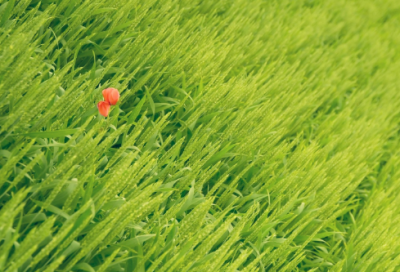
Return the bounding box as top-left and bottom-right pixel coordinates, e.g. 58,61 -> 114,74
1,0 -> 400,271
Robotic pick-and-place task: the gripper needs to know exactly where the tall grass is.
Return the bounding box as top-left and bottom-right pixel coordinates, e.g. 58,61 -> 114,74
1,0 -> 400,271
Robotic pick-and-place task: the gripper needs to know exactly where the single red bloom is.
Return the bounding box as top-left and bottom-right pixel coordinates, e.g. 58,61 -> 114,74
97,101 -> 111,117
102,88 -> 120,105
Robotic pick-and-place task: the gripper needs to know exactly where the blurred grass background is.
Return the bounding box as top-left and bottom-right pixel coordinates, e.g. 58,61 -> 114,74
1,0 -> 400,271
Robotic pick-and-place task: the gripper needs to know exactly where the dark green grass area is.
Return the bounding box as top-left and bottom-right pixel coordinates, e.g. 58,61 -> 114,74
1,0 -> 400,271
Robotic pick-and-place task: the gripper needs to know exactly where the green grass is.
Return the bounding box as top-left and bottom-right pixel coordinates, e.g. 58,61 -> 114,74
1,0 -> 400,271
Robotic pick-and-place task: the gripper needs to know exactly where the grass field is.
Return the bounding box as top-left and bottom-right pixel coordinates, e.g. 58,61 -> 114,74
1,0 -> 400,271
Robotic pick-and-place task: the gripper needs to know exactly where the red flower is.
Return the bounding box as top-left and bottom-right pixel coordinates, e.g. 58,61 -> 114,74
102,88 -> 120,105
97,101 -> 111,117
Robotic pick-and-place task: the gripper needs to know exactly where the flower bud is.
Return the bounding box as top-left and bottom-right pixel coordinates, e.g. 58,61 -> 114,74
102,88 -> 120,105
97,101 -> 111,117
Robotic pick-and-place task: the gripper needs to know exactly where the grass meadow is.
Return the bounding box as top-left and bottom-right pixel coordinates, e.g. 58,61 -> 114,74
1,0 -> 400,271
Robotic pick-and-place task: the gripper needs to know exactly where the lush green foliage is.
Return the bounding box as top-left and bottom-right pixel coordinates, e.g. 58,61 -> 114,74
1,0 -> 400,271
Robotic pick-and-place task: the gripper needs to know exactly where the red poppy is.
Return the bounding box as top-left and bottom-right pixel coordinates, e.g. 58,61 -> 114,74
97,101 -> 111,117
102,88 -> 120,105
